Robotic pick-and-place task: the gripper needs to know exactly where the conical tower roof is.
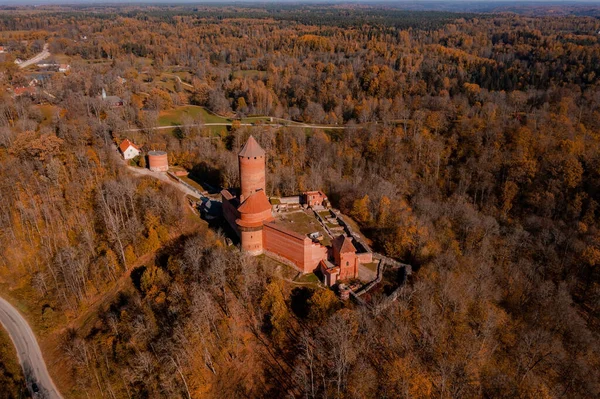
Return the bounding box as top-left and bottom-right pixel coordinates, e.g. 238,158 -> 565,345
239,135 -> 265,158
238,190 -> 271,214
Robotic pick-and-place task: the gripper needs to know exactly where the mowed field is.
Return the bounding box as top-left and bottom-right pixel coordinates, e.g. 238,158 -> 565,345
158,105 -> 229,126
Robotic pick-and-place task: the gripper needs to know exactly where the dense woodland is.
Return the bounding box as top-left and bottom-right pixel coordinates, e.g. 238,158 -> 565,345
0,327 -> 27,398
0,4 -> 600,398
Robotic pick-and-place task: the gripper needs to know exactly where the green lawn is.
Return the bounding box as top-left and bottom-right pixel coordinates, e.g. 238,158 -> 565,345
363,262 -> 379,273
273,211 -> 331,246
158,105 -> 230,126
295,273 -> 320,284
318,210 -> 332,219
158,80 -> 176,92
178,176 -> 207,193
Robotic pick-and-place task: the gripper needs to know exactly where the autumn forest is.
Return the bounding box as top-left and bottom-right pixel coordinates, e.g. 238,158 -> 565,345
0,3 -> 599,398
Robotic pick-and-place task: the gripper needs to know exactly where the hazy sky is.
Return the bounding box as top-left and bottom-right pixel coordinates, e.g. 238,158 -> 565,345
1,0 -> 600,6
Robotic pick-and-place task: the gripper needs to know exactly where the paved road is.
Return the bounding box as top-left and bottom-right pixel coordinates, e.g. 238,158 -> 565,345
0,296 -> 62,398
18,43 -> 50,69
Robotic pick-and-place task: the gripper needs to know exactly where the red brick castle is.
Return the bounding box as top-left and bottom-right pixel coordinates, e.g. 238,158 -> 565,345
222,136 -> 372,285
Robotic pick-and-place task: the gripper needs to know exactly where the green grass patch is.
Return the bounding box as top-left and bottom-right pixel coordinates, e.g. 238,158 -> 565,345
158,80 -> 176,92
273,211 -> 331,246
52,53 -> 71,63
318,210 -> 332,219
240,116 -> 272,123
295,273 -> 320,284
185,194 -> 201,203
363,262 -> 378,273
158,105 -> 230,126
178,176 -> 206,193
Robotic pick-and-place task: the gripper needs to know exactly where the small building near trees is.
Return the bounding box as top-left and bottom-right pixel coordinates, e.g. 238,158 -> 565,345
119,139 -> 140,160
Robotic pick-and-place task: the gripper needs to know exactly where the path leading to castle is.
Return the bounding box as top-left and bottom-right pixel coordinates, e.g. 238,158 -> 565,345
0,296 -> 63,398
126,166 -> 200,197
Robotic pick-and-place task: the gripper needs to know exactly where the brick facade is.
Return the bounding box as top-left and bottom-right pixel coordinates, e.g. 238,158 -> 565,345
263,222 -> 328,273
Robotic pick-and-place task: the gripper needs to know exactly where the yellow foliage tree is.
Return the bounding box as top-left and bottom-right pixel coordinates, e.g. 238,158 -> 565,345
309,289 -> 339,322
124,245 -> 137,267
260,280 -> 290,345
350,194 -> 371,224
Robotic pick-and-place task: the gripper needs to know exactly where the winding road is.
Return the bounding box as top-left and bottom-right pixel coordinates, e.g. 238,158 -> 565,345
0,296 -> 62,398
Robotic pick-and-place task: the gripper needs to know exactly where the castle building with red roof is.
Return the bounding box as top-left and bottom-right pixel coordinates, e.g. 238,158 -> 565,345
222,135 -> 369,285
221,136 -> 274,255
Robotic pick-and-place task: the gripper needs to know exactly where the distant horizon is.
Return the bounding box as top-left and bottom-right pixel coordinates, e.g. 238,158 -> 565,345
2,0 -> 600,4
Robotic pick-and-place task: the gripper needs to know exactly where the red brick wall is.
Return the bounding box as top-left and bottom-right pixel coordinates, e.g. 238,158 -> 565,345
148,153 -> 168,172
222,197 -> 240,237
241,227 -> 263,255
239,207 -> 272,225
339,252 -> 358,280
239,155 -> 266,200
263,223 -> 327,273
357,252 -> 373,264
304,240 -> 328,273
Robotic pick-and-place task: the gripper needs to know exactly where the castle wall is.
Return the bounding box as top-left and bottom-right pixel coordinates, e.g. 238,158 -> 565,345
221,196 -> 240,237
304,240 -> 329,273
357,252 -> 373,264
263,223 -> 327,273
339,252 -> 359,281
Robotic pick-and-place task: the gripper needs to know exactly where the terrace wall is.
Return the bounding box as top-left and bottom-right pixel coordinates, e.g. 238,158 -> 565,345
357,252 -> 373,264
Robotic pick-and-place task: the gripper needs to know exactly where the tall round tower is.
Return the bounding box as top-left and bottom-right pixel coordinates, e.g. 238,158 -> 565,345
238,135 -> 266,201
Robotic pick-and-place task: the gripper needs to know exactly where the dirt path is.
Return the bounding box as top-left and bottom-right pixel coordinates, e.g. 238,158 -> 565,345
126,166 -> 199,197
18,43 -> 50,69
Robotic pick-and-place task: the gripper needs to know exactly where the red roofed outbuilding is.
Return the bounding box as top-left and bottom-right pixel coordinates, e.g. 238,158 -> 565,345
332,235 -> 359,281
119,139 -> 140,160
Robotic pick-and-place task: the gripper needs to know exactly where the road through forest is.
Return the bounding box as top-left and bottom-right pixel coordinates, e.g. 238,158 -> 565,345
0,296 -> 62,398
18,43 -> 51,69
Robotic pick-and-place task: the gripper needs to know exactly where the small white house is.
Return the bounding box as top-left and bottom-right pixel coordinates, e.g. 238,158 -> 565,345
119,139 -> 140,160
59,64 -> 70,73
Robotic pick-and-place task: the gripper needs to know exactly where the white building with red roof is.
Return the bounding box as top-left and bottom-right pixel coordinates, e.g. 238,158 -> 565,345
119,139 -> 140,160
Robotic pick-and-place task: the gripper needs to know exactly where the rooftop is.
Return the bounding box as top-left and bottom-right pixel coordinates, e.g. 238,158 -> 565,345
271,210 -> 331,246
238,190 -> 271,214
119,139 -> 139,153
333,235 -> 357,254
238,135 -> 265,158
